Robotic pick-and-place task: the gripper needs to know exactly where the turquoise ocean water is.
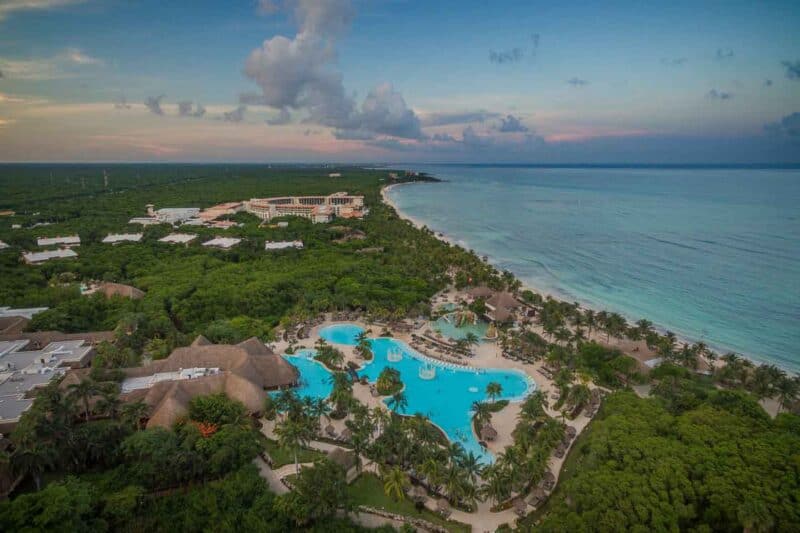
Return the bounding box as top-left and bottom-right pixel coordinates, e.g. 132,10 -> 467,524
387,165 -> 800,373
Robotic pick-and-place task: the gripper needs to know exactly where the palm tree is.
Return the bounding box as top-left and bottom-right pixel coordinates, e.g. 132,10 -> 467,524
461,451 -> 483,483
464,331 -> 480,348
480,464 -> 512,504
388,391 -> 408,413
472,401 -> 492,429
11,442 -> 56,491
776,376 -> 800,412
120,401 -> 149,430
444,464 -> 466,503
275,416 -> 314,475
382,466 -> 409,501
419,457 -> 443,491
68,379 -> 99,421
519,391 -> 546,422
96,390 -> 122,419
485,382 -> 503,403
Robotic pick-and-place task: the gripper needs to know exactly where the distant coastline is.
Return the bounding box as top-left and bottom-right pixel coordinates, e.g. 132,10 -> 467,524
381,178 -> 792,374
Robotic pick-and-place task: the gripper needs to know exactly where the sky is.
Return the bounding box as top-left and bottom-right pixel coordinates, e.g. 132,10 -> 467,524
0,0 -> 798,163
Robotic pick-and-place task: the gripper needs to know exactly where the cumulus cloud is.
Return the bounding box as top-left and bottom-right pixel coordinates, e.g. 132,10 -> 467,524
223,105 -> 246,122
431,132 -> 458,142
660,57 -> 687,66
782,60 -> 800,80
244,0 -> 422,140
177,101 -> 206,118
420,110 -> 500,127
497,114 -> 528,133
715,48 -> 734,61
706,89 -> 733,100
0,0 -> 86,22
266,107 -> 291,125
144,95 -> 165,115
764,112 -> 800,137
567,77 -> 588,87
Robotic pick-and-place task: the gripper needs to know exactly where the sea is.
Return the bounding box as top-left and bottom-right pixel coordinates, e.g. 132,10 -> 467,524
386,165 -> 800,373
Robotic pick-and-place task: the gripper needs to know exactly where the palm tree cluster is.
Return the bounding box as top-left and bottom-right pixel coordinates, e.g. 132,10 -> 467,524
716,355 -> 800,411
273,390 -> 328,474
480,391 -> 564,506
9,379 -> 149,490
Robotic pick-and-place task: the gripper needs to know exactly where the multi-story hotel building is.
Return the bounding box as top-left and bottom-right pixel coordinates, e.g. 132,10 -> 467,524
243,192 -> 365,223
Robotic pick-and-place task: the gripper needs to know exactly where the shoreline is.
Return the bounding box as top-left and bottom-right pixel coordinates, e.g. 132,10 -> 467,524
382,181 -> 781,374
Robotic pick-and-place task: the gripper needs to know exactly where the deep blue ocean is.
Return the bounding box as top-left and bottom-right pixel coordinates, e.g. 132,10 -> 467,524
387,165 -> 800,372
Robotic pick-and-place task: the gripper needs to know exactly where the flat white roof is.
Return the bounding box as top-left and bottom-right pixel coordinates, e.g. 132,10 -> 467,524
0,307 -> 48,319
202,237 -> 241,249
37,235 -> 80,246
159,233 -> 197,244
0,240 -> 9,250
121,367 -> 220,392
23,248 -> 78,263
129,217 -> 160,225
265,240 -> 304,250
102,233 -> 143,244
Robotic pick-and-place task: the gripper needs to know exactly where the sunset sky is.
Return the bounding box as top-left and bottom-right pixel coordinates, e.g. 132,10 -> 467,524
0,0 -> 798,163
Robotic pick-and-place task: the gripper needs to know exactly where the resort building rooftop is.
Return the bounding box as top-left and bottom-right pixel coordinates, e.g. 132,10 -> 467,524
0,240 -> 9,250
0,339 -> 95,429
37,235 -> 80,247
0,307 -> 49,320
244,192 -> 365,223
102,233 -> 143,244
159,233 -> 197,244
128,217 -> 160,226
22,248 -> 78,264
264,240 -> 304,250
202,237 -> 241,249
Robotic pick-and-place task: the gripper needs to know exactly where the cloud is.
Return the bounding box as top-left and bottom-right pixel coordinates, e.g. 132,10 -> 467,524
782,60 -> 800,80
223,105 -> 246,122
244,1 -> 423,140
764,112 -> 800,138
660,57 -> 687,66
706,89 -> 733,100
420,110 -> 500,127
303,128 -> 320,136
567,77 -> 588,87
144,95 -> 165,115
489,48 -> 524,64
332,128 -> 375,140
764,79 -> 773,87
431,132 -> 458,142
496,114 -> 528,133
0,0 -> 86,22
266,107 -> 291,125
714,48 -> 734,61
0,48 -> 103,80
177,101 -> 206,118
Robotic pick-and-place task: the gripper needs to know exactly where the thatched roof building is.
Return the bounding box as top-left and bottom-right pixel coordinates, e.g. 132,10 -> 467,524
527,486 -> 547,506
485,291 -> 521,323
513,497 -> 528,516
327,448 -> 356,471
119,336 -> 299,429
94,282 -> 145,300
467,286 -> 494,299
480,423 -> 498,441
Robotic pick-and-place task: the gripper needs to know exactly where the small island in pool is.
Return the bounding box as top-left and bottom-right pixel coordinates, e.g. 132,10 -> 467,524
289,323 -> 532,461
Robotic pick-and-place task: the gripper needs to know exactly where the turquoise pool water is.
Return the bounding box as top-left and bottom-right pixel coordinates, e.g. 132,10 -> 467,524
431,314 -> 489,341
300,323 -> 533,461
319,323 -> 364,345
281,349 -> 334,401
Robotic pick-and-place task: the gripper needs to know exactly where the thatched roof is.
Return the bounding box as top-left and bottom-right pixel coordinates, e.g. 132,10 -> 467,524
513,497 -> 528,515
120,336 -> 299,429
327,448 -> 356,470
97,282 -> 145,300
191,335 -> 212,347
486,291 -> 520,310
0,315 -> 29,335
565,425 -> 577,437
527,486 -> 546,504
325,424 -> 336,436
340,427 -> 352,441
542,470 -> 555,483
467,286 -> 494,298
480,424 -> 498,441
436,498 -> 451,514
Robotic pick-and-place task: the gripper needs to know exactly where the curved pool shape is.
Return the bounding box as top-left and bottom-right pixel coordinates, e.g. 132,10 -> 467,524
285,324 -> 533,462
319,323 -> 365,346
281,352 -> 334,401
431,314 -> 489,342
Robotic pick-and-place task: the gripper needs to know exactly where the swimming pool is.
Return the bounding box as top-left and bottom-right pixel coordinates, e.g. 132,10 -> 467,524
431,314 -> 490,341
319,323 -> 365,345
281,349 -> 334,401
296,323 -> 533,461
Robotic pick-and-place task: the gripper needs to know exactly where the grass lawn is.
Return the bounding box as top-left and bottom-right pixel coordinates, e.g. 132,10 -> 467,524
263,438 -> 326,468
347,473 -> 471,533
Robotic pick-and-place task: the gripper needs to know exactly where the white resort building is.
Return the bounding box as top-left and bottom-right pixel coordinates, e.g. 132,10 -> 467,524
264,240 -> 304,250
202,237 -> 241,249
243,192 -> 365,223
159,233 -> 197,245
37,235 -> 80,247
102,233 -> 143,244
0,339 -> 95,430
23,248 -> 78,264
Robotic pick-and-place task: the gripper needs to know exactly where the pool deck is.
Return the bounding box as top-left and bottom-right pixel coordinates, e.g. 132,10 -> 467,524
266,288 -> 601,529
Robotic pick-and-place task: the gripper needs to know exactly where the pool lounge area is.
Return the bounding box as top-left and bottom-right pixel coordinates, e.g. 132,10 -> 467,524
286,323 -> 534,461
